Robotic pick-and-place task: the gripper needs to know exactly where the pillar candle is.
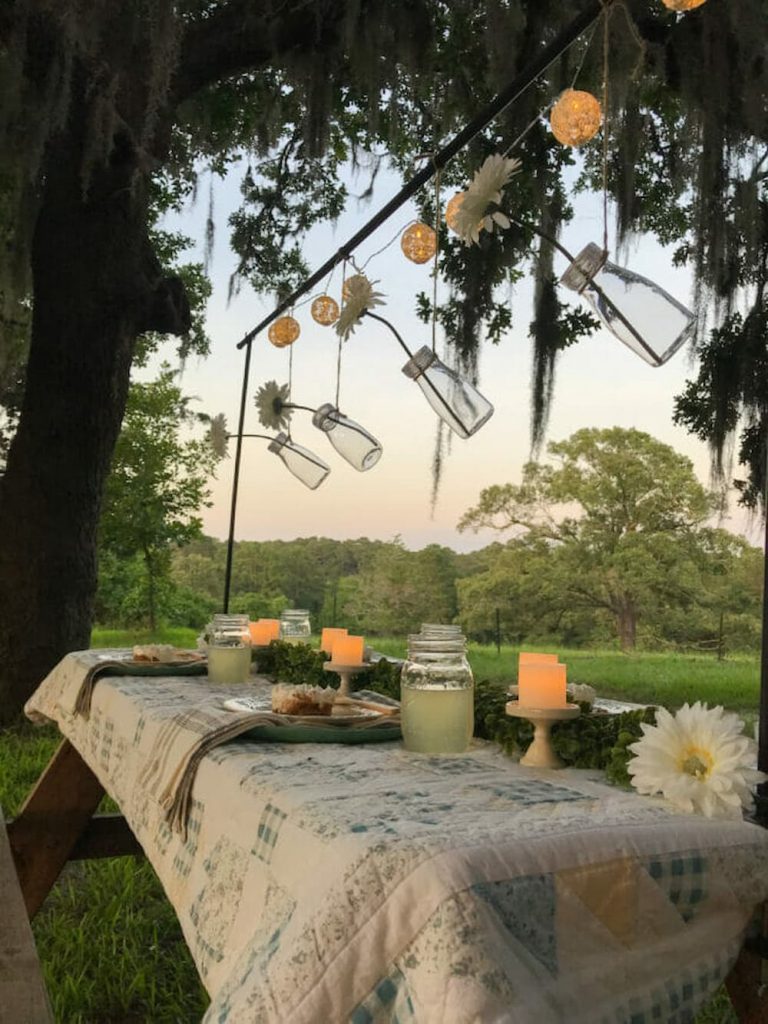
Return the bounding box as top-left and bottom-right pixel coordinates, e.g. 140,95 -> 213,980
518,662 -> 567,708
320,627 -> 348,655
519,651 -> 559,665
250,619 -> 280,646
332,634 -> 365,665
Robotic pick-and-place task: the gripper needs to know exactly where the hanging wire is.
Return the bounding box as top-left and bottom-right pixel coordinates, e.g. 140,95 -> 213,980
287,328 -> 294,438
431,165 -> 441,353
601,2 -> 612,254
500,21 -> 599,160
335,261 -> 347,408
612,0 -> 647,80
501,101 -> 555,158
359,218 -> 416,270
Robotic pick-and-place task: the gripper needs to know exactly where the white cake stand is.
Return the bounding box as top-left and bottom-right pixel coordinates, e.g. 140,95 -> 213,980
505,702 -> 581,769
323,661 -> 371,697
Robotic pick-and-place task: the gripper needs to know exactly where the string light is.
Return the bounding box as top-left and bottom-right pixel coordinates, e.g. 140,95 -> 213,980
342,273 -> 369,301
445,193 -> 466,234
311,295 -> 340,326
400,222 -> 437,264
268,316 -> 301,348
662,0 -> 707,9
550,88 -> 602,147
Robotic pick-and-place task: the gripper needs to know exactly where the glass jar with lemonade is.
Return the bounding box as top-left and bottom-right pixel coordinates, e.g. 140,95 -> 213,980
400,633 -> 474,753
207,614 -> 251,684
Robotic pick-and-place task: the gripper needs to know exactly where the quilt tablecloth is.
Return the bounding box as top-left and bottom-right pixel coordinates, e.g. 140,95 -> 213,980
26,651 -> 768,1024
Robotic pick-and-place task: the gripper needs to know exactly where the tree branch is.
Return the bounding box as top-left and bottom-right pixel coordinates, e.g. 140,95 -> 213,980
173,1 -> 344,105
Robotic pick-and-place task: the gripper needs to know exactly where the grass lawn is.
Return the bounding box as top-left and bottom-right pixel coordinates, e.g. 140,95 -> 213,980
2,631 -> 753,1021
374,638 -> 760,715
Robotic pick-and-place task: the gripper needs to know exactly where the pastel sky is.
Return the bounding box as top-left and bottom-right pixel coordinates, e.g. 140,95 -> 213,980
159,160 -> 756,554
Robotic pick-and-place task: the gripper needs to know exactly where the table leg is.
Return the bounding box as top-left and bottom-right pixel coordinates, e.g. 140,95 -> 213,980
7,739 -> 105,918
726,904 -> 768,1023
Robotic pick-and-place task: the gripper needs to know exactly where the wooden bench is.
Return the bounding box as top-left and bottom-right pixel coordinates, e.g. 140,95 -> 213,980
0,805 -> 54,1023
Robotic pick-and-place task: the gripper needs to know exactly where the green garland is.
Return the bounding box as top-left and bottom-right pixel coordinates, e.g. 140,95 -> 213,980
473,683 -> 657,786
252,642 -> 654,786
252,640 -> 402,694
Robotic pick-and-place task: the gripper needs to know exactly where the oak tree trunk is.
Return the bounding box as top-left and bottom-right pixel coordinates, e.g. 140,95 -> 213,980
0,85 -> 188,726
617,599 -> 637,652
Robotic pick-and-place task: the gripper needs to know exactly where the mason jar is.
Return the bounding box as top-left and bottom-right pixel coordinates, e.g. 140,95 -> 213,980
279,608 -> 312,644
207,614 -> 251,684
400,638 -> 474,753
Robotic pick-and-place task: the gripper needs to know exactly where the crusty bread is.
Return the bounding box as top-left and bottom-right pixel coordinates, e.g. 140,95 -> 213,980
271,684 -> 335,716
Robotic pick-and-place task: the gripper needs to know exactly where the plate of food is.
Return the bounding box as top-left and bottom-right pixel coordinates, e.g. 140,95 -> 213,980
224,685 -> 401,743
129,645 -> 207,666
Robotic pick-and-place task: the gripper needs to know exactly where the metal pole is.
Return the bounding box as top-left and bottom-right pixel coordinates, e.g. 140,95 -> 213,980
755,492 -> 768,825
222,340 -> 253,611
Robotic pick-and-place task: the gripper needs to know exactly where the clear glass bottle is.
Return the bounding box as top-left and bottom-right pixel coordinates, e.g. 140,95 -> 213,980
279,608 -> 312,644
400,636 -> 474,753
312,403 -> 383,472
207,614 -> 251,684
401,346 -> 494,439
560,242 -> 696,366
268,432 -> 331,490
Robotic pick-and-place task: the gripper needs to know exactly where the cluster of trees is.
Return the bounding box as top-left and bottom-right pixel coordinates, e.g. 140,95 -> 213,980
99,427 -> 763,654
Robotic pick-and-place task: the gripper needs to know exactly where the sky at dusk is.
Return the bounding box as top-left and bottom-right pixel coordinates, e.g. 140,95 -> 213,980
159,160 -> 757,554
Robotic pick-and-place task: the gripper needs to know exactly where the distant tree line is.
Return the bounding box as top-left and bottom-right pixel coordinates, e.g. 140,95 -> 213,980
94,427 -> 764,653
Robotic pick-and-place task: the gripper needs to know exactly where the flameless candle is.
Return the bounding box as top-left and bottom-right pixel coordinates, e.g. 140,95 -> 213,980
519,652 -> 559,665
332,634 -> 365,666
518,662 -> 567,709
320,627 -> 348,655
250,619 -> 280,646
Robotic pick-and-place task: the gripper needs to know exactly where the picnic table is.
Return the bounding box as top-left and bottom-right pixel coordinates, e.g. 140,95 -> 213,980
8,650 -> 768,1023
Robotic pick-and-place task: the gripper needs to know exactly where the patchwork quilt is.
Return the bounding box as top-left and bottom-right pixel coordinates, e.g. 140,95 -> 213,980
26,652 -> 768,1023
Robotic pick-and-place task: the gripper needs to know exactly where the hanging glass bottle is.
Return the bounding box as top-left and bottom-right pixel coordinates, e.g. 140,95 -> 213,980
312,403 -> 383,472
268,432 -> 331,489
560,242 -> 696,366
401,346 -> 494,438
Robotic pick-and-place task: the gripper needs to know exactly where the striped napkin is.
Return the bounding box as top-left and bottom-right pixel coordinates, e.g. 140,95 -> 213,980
142,692 -> 400,838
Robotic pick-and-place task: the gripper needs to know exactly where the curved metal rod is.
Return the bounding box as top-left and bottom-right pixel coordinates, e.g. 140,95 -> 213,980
361,311 -> 415,360
280,402 -> 316,415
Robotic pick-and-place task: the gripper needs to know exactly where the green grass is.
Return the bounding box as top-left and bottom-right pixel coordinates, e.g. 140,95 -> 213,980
91,625 -> 199,650
4,633 -> 753,1022
374,639 -> 760,714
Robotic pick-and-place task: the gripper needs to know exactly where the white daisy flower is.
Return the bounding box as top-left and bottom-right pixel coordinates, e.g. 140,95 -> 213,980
628,702 -> 765,819
254,380 -> 292,431
335,275 -> 386,341
208,413 -> 229,458
453,153 -> 522,246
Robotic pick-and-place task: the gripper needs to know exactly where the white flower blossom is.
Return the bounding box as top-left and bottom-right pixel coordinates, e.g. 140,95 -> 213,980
208,413 -> 229,458
628,702 -> 765,819
454,153 -> 522,246
335,275 -> 386,341
254,380 -> 292,431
